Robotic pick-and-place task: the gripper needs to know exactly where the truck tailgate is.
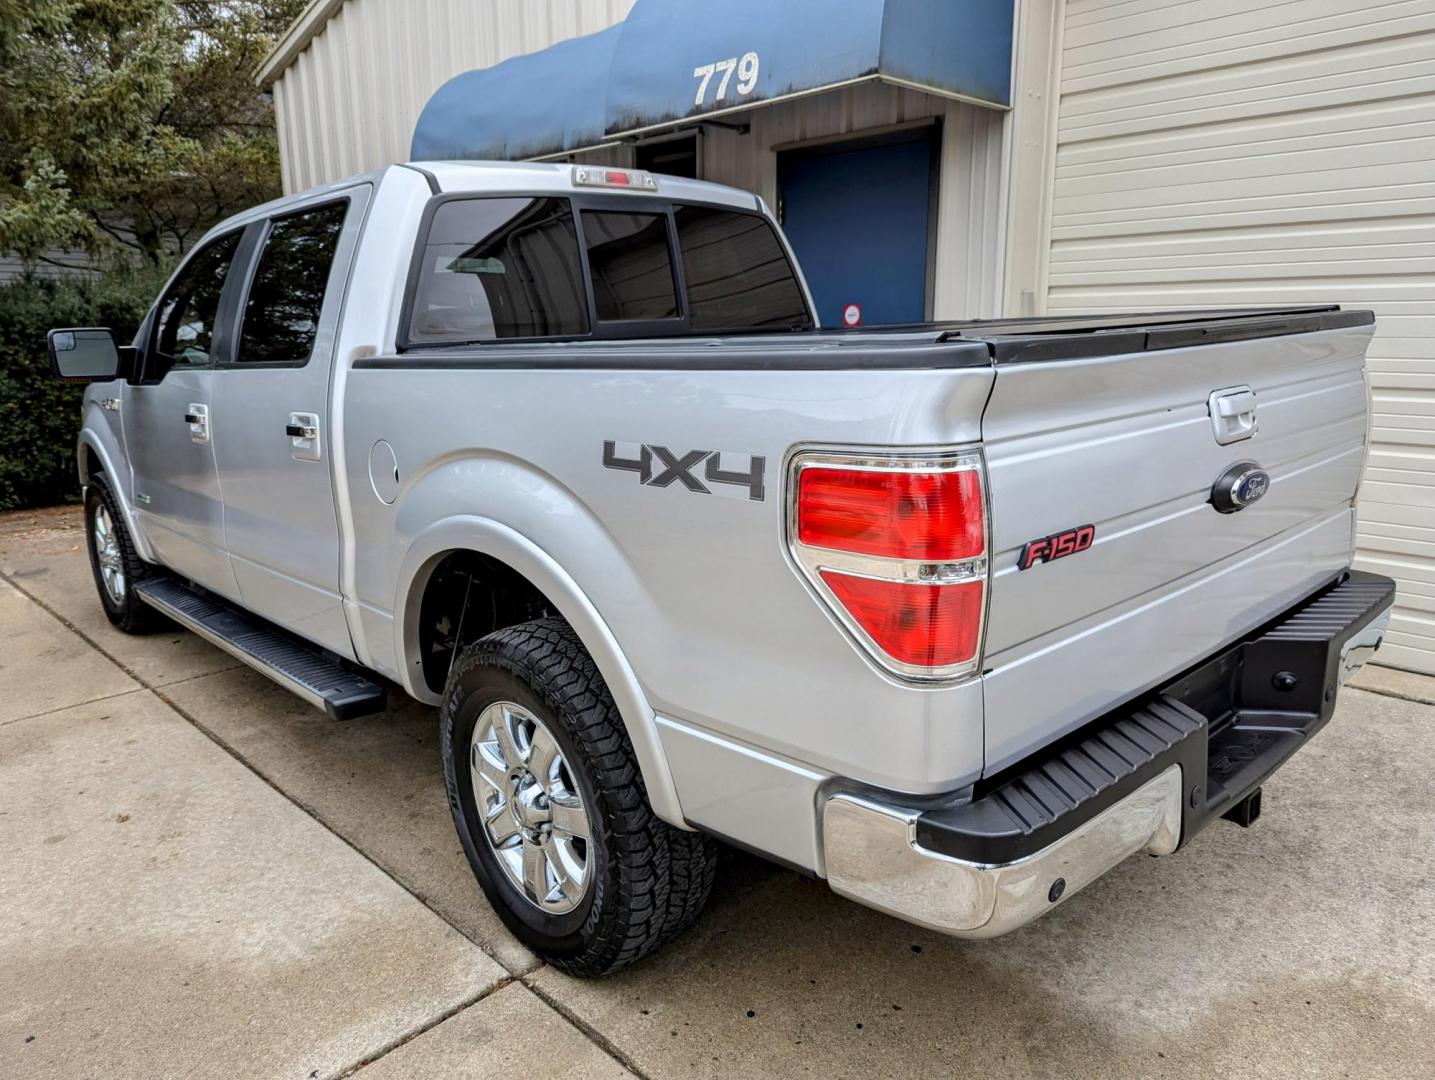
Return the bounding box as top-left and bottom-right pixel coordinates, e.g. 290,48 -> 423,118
977,313 -> 1375,774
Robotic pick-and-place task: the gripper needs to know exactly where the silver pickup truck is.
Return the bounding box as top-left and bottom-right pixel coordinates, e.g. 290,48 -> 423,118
49,162 -> 1395,976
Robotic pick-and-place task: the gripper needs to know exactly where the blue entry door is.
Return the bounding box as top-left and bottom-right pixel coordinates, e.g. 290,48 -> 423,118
778,134 -> 935,327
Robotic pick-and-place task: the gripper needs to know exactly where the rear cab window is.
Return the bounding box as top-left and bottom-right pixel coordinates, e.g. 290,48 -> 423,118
673,204 -> 811,332
408,197 -> 589,344
580,210 -> 679,322
403,193 -> 811,347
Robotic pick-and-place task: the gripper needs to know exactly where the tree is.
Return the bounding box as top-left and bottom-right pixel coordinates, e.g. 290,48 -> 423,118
0,0 -> 307,266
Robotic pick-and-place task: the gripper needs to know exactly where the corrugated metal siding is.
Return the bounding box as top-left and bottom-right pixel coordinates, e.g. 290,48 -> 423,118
1044,0 -> 1435,672
703,81 -> 1007,319
271,0 -> 636,191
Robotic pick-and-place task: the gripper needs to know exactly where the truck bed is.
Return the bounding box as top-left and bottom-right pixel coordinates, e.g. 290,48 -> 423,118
359,305 -> 1373,372
933,304 -> 1374,364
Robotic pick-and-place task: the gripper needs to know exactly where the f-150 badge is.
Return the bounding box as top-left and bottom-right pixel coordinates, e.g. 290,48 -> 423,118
1018,524 -> 1096,570
603,441 -> 765,502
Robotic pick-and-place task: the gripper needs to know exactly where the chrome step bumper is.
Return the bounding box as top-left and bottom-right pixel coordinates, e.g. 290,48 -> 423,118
824,766 -> 1183,937
820,569 -> 1395,938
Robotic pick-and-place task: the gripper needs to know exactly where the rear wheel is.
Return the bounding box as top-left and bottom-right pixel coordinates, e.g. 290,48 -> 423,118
441,617 -> 715,976
85,474 -> 167,634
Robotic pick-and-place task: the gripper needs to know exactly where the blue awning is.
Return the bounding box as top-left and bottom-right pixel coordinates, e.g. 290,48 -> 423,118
606,0 -> 1012,136
411,0 -> 1013,163
410,25 -> 621,161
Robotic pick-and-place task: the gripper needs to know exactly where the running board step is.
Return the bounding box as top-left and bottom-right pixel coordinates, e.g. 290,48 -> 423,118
134,576 -> 386,721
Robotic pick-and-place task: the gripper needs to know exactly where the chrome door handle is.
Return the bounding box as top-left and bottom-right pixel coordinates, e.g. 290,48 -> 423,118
185,403 -> 210,444
286,411 -> 322,461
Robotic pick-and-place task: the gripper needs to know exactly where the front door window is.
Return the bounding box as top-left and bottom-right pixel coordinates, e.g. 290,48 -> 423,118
152,231 -> 243,372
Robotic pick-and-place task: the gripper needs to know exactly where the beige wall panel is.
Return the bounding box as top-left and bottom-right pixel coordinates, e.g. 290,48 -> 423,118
1045,0 -> 1435,671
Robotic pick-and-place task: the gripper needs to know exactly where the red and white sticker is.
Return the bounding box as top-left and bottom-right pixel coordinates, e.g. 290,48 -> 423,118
842,303 -> 862,327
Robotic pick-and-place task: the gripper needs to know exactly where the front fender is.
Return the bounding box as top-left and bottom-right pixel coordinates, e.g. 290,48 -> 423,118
77,418 -> 152,563
392,514 -> 688,830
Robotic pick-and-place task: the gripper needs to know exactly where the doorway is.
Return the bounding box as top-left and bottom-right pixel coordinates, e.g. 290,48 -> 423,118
636,134 -> 698,179
777,127 -> 939,327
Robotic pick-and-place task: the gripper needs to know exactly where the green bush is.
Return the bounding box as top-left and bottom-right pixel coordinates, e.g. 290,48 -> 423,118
0,263 -> 170,510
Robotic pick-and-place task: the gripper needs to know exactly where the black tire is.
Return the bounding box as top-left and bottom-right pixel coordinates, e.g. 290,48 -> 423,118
441,617 -> 715,976
84,473 -> 168,634
661,824 -> 719,942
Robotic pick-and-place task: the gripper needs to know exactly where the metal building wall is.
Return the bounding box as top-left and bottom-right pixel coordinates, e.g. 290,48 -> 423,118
269,0 -> 636,192
1040,0 -> 1435,672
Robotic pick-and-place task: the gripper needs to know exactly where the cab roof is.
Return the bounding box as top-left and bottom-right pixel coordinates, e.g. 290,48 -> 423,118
414,161 -> 763,212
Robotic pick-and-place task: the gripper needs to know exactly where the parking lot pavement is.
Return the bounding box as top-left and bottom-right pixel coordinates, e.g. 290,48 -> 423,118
0,683 -> 505,1079
0,507 -> 242,688
355,984 -> 632,1079
4,505 -> 1434,1079
0,576 -> 137,725
160,664 -> 542,975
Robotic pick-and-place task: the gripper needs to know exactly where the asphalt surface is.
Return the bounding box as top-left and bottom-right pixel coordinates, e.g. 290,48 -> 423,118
2,505 -> 1432,1079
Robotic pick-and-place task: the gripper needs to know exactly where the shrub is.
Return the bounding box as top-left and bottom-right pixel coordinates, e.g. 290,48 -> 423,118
0,263 -> 169,510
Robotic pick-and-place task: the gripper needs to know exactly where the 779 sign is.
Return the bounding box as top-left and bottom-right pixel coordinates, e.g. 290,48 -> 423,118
692,52 -> 760,108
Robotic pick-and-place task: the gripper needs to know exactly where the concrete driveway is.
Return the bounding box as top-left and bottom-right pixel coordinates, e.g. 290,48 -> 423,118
2,505 -> 1432,1079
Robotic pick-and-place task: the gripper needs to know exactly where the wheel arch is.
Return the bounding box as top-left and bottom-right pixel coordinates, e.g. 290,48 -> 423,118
77,423 -> 153,563
394,515 -> 688,830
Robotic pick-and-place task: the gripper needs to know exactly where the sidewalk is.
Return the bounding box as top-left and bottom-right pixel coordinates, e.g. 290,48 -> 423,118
2,505 -> 1433,1079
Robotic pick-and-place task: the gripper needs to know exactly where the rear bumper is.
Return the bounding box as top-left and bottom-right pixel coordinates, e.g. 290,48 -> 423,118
822,569 -> 1395,937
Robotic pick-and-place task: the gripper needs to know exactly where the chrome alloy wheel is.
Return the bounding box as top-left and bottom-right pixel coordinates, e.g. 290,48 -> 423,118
470,701 -> 592,914
92,502 -> 126,604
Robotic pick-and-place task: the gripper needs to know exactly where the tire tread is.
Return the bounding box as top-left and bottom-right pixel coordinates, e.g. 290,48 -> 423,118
86,473 -> 168,634
443,617 -> 713,976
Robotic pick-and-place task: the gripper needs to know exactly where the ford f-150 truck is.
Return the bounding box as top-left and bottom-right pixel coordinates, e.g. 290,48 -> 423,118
49,162 -> 1395,976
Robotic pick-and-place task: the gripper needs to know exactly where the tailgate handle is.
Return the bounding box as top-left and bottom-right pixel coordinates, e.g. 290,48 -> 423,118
1209,387 -> 1257,445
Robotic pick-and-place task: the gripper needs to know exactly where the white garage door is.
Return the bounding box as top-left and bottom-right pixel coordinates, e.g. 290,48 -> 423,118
1043,0 -> 1435,672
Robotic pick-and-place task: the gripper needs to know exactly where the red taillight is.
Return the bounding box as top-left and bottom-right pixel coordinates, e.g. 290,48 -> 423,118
797,467 -> 983,560
790,454 -> 988,679
820,573 -> 982,667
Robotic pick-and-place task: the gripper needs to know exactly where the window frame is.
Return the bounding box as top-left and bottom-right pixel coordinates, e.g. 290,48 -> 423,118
396,191 -> 813,351
220,195 -> 354,371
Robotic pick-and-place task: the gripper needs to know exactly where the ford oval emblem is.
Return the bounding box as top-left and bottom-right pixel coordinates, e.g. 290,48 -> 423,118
1211,462 -> 1270,514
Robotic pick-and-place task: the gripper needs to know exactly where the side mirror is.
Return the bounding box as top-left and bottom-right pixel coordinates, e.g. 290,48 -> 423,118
47,328 -> 135,384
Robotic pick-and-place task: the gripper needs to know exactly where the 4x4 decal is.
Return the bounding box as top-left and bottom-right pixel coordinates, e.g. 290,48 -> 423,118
603,441 -> 765,502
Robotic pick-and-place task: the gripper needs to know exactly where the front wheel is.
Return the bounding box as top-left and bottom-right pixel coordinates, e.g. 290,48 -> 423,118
84,474 -> 167,634
441,617 -> 715,976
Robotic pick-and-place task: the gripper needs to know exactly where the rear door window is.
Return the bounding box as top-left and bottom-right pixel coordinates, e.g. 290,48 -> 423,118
237,201 -> 348,365
673,205 -> 812,331
580,210 -> 679,322
408,197 -> 589,344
